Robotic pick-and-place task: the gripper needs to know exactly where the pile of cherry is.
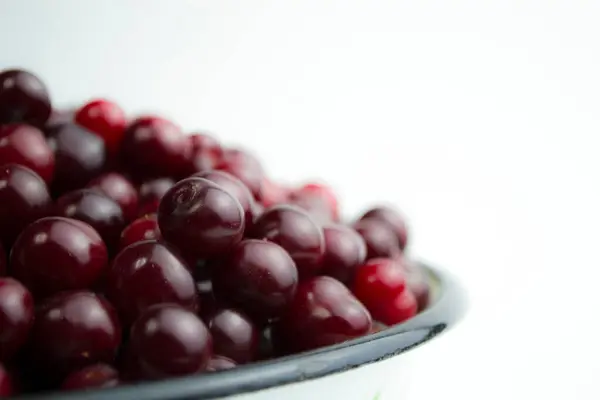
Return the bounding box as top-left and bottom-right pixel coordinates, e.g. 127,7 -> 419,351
0,68 -> 429,396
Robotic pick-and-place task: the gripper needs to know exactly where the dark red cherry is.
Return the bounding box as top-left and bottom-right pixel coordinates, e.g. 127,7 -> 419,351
47,122 -> 107,195
212,239 -> 298,321
119,214 -> 161,250
251,205 -> 325,279
359,206 -> 409,250
0,124 -> 55,184
260,179 -> 289,208
215,149 -> 264,200
321,224 -> 367,285
75,99 -> 126,154
353,219 -> 401,260
55,189 -> 126,252
0,69 -> 51,126
289,183 -> 339,223
206,356 -> 236,372
194,170 -> 256,230
87,173 -> 138,221
0,363 -> 14,396
0,278 -> 34,361
273,276 -> 372,354
207,308 -> 258,364
158,177 -> 245,261
62,363 -> 119,391
105,241 -> 197,325
30,291 -> 121,377
187,133 -> 223,157
179,133 -> 223,178
137,177 -> 175,217
0,243 -> 6,276
126,304 -> 212,380
10,217 -> 108,298
120,116 -> 186,180
0,164 -> 51,246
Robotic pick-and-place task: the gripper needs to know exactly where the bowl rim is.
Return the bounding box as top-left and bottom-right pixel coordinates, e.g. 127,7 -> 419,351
22,260 -> 466,400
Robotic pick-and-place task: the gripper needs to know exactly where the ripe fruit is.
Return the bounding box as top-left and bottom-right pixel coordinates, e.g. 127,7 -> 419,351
321,224 -> 367,285
0,69 -> 51,126
0,278 -> 34,361
74,99 -> 127,154
61,363 -> 119,391
359,206 -> 409,250
207,308 -> 259,364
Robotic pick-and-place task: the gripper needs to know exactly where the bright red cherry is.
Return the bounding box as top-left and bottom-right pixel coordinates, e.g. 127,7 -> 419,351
207,308 -> 259,364
137,177 -> 174,217
0,164 -> 51,247
87,173 -> 138,221
0,363 -> 14,396
119,116 -> 186,180
0,124 -> 55,184
273,276 -> 372,354
29,291 -> 121,377
158,177 -> 245,261
289,183 -> 339,223
125,304 -> 212,380
119,214 -> 161,250
61,363 -> 119,391
0,278 -> 34,361
105,241 -> 197,325
359,206 -> 409,250
10,217 -> 108,298
75,99 -> 126,154
353,219 -> 401,260
212,239 -> 298,321
321,224 -> 367,285
251,205 -> 325,279
215,149 -> 264,200
206,356 -> 236,372
0,69 -> 51,126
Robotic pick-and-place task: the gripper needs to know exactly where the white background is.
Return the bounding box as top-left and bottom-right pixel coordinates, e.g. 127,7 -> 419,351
2,1 -> 600,399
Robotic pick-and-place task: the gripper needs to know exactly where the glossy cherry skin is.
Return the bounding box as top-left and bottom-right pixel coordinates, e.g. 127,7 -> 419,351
29,291 -> 121,377
179,133 -> 223,178
125,304 -> 212,380
273,276 -> 372,354
75,99 -> 127,154
289,183 -> 339,223
158,177 -> 245,261
353,219 -> 401,260
321,224 -> 367,285
120,116 -> 186,180
207,308 -> 259,364
0,278 -> 34,361
87,173 -> 138,221
0,69 -> 51,126
47,122 -> 107,195
61,363 -> 119,391
194,170 -> 257,230
119,214 -> 161,251
55,189 -> 126,252
206,356 -> 236,372
0,164 -> 51,246
10,217 -> 108,298
359,206 -> 409,250
215,149 -> 264,200
260,179 -> 289,208
0,363 -> 14,396
251,205 -> 325,279
212,239 -> 298,321
0,124 -> 55,184
105,240 -> 197,325
137,177 -> 175,217
0,243 -> 6,276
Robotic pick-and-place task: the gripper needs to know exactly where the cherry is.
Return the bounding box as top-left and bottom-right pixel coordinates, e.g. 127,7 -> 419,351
0,124 -> 55,184
105,240 -> 197,325
45,108 -> 74,132
353,219 -> 401,260
30,291 -> 121,377
353,258 -> 416,325
273,276 -> 372,354
179,133 -> 223,178
403,260 -> 430,311
62,363 -> 119,391
187,133 -> 223,158
359,206 -> 409,251
137,177 -> 175,217
74,99 -> 127,154
250,205 -> 325,279
207,308 -> 259,364
289,183 -> 339,223
0,243 -> 6,276
0,164 -> 51,247
0,363 -> 14,396
212,239 -> 298,321
47,122 -> 107,195
120,116 -> 186,180
87,173 -> 138,222
0,69 -> 51,126
194,170 -> 256,230
10,217 -> 108,298
215,149 -> 264,200
207,356 -> 236,372
125,304 -> 212,380
55,189 -> 126,252
158,177 -> 245,261
0,278 -> 34,361
260,179 -> 289,208
321,224 -> 367,285
119,214 -> 161,250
